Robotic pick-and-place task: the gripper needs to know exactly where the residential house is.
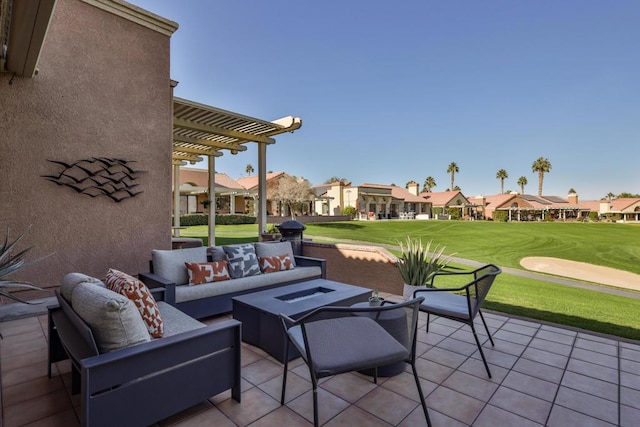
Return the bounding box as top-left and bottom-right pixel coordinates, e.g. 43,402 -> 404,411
174,168 -> 249,214
420,190 -> 471,219
596,198 -> 640,222
473,193 -> 590,221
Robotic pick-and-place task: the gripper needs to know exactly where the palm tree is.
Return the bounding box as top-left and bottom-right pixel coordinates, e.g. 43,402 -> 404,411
245,164 -> 255,176
446,162 -> 459,192
496,169 -> 508,194
531,157 -> 551,196
423,176 -> 436,192
517,176 -> 528,194
605,192 -> 616,201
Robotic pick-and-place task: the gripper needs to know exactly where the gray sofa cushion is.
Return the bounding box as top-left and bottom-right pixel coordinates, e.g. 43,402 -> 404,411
60,272 -> 105,302
254,241 -> 297,268
223,244 -> 261,279
71,282 -> 150,353
207,246 -> 227,262
175,266 -> 322,303
152,246 -> 207,286
156,301 -> 205,337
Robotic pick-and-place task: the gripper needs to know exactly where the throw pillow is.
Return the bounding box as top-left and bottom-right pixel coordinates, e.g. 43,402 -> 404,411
223,244 -> 262,278
259,254 -> 294,273
106,269 -> 164,338
254,241 -> 297,268
185,261 -> 231,285
207,246 -> 227,262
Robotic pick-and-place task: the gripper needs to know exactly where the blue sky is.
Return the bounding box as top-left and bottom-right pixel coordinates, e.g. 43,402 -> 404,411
131,0 -> 639,200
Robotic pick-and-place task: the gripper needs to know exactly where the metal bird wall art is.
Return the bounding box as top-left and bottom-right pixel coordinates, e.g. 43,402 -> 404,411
42,157 -> 147,203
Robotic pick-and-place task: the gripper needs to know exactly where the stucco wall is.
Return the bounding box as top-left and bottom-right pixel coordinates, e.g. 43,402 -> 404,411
302,242 -> 403,295
0,0 -> 173,296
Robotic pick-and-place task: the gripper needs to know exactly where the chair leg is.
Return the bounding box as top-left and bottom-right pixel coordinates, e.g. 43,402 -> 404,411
478,310 -> 495,346
425,312 -> 430,332
280,339 -> 290,405
311,375 -> 319,427
411,362 -> 432,427
470,322 -> 492,378
373,367 -> 378,384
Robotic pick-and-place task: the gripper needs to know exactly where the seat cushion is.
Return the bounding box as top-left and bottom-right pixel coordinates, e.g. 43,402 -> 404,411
106,268 -> 164,338
152,246 -> 208,285
288,317 -> 408,377
156,301 -> 205,337
71,282 -> 150,353
419,291 -> 473,320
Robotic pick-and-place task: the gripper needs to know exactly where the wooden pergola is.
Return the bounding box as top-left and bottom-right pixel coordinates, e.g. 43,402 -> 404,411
171,97 -> 302,243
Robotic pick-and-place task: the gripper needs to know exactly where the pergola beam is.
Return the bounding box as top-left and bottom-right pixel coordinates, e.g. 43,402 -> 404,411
173,134 -> 247,152
174,117 -> 276,144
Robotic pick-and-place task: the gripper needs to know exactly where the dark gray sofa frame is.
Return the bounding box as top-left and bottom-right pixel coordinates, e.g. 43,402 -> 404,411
48,290 -> 241,427
139,255 -> 327,319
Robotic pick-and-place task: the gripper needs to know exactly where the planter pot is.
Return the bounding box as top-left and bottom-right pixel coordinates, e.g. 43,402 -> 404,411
368,299 -> 383,307
260,233 -> 282,242
402,283 -> 425,301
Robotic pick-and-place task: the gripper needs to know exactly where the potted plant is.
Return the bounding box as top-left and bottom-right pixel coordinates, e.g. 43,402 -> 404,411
0,227 -> 45,305
397,237 -> 454,301
368,289 -> 384,306
260,224 -> 282,242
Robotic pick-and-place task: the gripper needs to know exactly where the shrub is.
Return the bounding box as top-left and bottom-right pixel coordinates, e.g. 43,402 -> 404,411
342,206 -> 357,219
432,207 -> 443,216
174,214 -> 256,226
588,211 -> 598,221
447,207 -> 461,220
493,211 -> 508,222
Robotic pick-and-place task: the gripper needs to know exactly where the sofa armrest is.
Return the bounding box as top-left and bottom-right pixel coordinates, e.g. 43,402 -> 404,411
295,255 -> 326,278
80,319 -> 242,426
139,272 -> 175,304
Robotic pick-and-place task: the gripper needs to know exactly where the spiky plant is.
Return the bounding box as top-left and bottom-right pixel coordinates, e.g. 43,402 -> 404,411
397,237 -> 454,286
0,227 -> 44,304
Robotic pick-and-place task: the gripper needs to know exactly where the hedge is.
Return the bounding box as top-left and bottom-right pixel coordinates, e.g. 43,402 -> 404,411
173,214 -> 256,226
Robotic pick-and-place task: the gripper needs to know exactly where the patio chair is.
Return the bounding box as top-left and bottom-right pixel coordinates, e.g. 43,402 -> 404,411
279,297 -> 431,427
413,264 -> 501,378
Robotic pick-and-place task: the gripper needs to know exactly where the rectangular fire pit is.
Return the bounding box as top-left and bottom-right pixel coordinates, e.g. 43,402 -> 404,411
232,279 -> 371,362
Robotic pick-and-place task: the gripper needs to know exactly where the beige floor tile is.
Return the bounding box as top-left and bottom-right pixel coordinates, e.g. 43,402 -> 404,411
422,346 -> 468,369
536,329 -> 576,345
501,370 -> 558,402
493,329 -> 533,346
3,390 -> 73,427
241,346 -> 265,367
621,358 -> 640,375
425,386 -> 485,425
441,370 -> 498,402
156,401 -> 214,426
0,338 -> 47,359
1,348 -> 48,372
457,358 -> 508,383
324,405 -> 390,427
381,371 -> 437,402
321,373 -> 378,404
547,405 -> 616,427
571,347 -> 618,369
512,358 -> 564,383
540,324 -> 577,337
521,346 -> 569,369
620,404 -> 640,427
473,404 -> 542,427
620,371 -> 640,391
489,386 -> 552,424
2,361 -> 50,387
2,375 -> 65,407
287,388 -> 350,425
500,321 -> 539,337
561,371 -> 618,402
620,386 -> 640,410
217,386 -> 281,426
242,358 -> 283,386
574,337 -> 618,356
355,386 -> 418,425
20,408 -> 79,427
528,337 -> 572,356
248,406 -> 311,427
398,406 -> 461,427
577,333 -> 618,346
470,346 -> 518,370
425,322 -> 459,337
554,386 -> 618,425
414,358 -> 455,384
489,338 -> 526,357
437,337 -> 480,356
566,358 -> 618,384
259,371 -> 310,403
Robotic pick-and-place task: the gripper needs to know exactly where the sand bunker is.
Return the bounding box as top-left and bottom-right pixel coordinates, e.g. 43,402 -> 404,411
520,257 -> 640,291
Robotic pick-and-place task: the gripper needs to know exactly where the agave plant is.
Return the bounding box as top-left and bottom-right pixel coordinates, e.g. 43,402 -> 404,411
397,237 -> 454,287
0,227 -> 44,304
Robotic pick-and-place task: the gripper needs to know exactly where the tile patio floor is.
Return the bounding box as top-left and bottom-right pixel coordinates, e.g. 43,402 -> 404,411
1,292 -> 639,426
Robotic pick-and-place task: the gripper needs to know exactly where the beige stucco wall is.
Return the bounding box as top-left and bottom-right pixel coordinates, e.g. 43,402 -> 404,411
0,0 -> 174,296
302,242 -> 403,296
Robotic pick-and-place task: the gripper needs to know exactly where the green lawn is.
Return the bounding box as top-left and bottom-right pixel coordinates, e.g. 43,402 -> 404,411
180,221 -> 640,340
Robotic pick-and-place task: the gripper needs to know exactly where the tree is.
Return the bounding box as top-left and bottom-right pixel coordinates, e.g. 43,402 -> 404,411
517,176 -> 528,194
618,192 -> 640,198
447,162 -> 459,191
324,176 -> 348,184
531,157 -> 551,196
605,192 -> 616,201
270,175 -> 314,219
496,169 -> 508,194
245,164 -> 255,176
423,176 -> 436,192
568,188 -> 577,194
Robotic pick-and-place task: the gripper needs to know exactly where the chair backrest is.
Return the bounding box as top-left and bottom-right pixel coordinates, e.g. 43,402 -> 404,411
469,264 -> 501,316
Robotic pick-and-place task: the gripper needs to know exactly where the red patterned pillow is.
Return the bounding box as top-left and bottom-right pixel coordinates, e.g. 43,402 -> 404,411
259,254 -> 294,273
105,268 -> 163,338
185,261 -> 231,285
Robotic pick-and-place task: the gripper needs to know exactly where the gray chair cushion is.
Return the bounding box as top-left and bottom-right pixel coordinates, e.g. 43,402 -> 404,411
156,301 -> 205,337
223,244 -> 261,279
152,246 -> 208,285
419,291 -> 474,320
288,317 -> 408,377
71,282 -> 150,353
60,272 -> 106,302
254,241 -> 296,268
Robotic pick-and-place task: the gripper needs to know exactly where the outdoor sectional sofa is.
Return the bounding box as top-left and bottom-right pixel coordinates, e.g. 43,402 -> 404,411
48,273 -> 241,427
139,241 -> 326,319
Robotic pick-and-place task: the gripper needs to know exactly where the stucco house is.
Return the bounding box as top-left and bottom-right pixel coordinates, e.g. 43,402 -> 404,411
420,190 -> 471,219
473,193 -> 590,221
175,168 -> 249,214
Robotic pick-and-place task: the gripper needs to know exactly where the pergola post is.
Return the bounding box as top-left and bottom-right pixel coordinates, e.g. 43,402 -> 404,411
208,156 -> 216,245
173,163 -> 181,237
257,142 -> 267,233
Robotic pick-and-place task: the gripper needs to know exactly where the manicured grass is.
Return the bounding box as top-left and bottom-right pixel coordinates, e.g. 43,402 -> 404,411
304,221 -> 640,274
180,221 -> 640,340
